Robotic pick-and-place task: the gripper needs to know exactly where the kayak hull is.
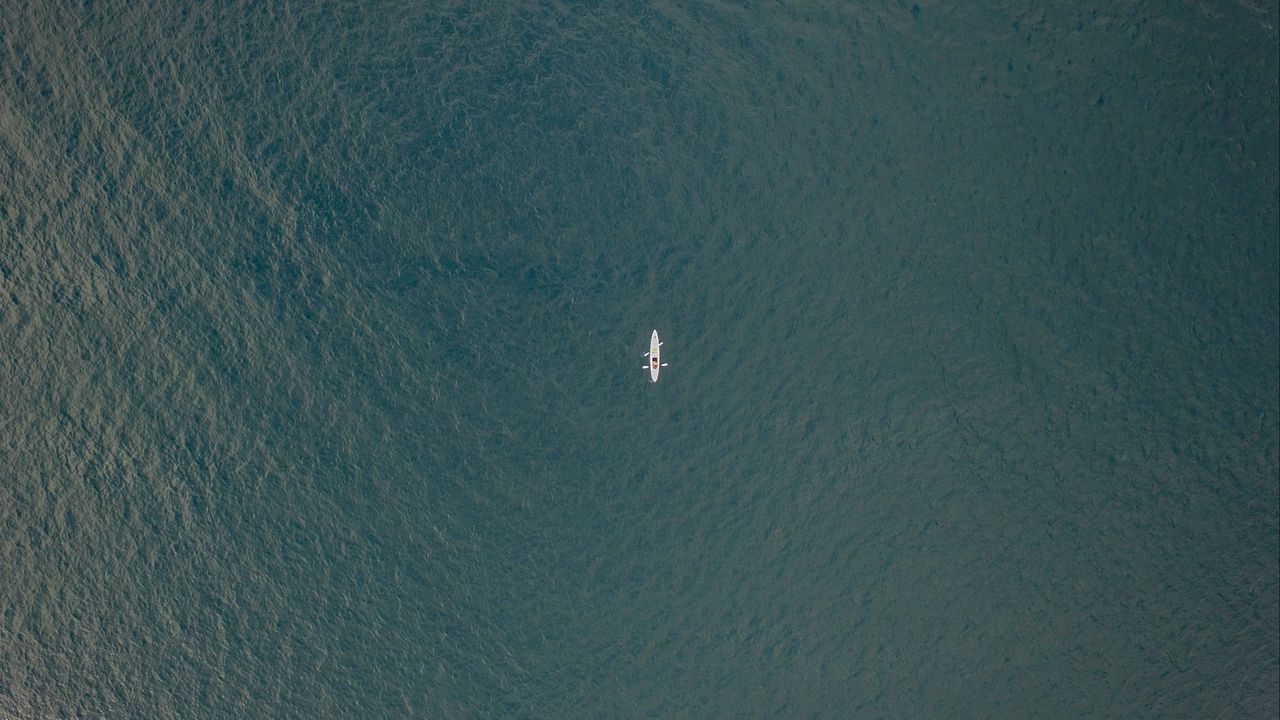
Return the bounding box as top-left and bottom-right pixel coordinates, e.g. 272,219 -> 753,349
649,330 -> 661,382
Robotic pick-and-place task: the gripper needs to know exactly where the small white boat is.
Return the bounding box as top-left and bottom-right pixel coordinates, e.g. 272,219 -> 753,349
643,329 -> 667,382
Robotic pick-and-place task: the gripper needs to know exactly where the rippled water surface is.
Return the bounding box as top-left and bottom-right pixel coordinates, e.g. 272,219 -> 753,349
1,1 -> 1277,718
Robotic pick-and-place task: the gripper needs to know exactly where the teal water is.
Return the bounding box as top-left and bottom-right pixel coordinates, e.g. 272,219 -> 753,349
1,1 -> 1277,718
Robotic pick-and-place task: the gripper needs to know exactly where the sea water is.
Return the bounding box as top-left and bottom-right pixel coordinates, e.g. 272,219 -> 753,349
1,2 -> 1276,718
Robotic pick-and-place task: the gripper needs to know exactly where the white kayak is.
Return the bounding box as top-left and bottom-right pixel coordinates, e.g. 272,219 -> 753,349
643,329 -> 667,382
